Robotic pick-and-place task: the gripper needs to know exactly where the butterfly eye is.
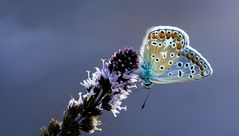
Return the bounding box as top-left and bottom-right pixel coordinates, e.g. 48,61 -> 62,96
154,31 -> 159,34
158,42 -> 162,47
172,43 -> 176,48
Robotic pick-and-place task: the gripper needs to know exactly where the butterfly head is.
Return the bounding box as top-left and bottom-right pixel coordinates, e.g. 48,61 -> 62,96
141,81 -> 153,89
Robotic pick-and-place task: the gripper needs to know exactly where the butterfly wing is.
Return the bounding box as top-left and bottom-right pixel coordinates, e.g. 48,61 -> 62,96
140,26 -> 189,77
150,46 -> 213,84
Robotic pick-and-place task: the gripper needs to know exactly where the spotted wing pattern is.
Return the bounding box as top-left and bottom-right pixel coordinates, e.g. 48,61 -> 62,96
140,26 -> 190,76
150,46 -> 213,84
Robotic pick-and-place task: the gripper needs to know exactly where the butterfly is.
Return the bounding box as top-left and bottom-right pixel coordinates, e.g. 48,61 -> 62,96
138,26 -> 213,88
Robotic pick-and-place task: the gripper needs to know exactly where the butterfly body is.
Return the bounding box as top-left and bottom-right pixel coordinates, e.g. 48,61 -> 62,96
139,26 -> 213,88
139,61 -> 153,88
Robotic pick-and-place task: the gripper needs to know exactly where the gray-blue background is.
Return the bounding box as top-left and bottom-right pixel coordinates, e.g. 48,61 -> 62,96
0,0 -> 238,135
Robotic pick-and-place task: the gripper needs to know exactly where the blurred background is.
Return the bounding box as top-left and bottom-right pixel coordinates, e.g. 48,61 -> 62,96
0,0 -> 238,135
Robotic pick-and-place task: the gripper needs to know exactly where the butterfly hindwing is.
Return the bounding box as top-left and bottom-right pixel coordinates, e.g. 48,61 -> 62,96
149,46 -> 213,84
140,26 -> 190,76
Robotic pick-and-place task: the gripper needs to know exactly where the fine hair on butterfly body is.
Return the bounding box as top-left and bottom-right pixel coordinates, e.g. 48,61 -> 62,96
138,26 -> 213,88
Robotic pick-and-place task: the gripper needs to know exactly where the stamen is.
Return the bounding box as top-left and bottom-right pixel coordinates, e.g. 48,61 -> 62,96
101,59 -> 106,67
86,70 -> 90,79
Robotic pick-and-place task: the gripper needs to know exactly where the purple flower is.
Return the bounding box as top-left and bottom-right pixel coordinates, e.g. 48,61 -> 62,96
41,48 -> 139,136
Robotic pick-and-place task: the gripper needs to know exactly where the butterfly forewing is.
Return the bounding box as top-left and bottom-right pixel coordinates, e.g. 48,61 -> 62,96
140,26 -> 190,76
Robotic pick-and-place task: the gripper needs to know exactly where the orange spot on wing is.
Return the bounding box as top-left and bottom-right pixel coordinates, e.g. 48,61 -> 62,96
192,56 -> 198,63
196,61 -> 205,70
196,61 -> 201,66
159,32 -> 165,39
149,34 -> 157,39
177,36 -> 181,41
166,32 -> 171,39
177,43 -> 183,49
199,65 -> 204,70
171,33 -> 177,39
187,53 -> 194,60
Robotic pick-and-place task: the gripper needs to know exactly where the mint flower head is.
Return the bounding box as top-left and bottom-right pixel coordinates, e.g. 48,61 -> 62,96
41,48 -> 139,136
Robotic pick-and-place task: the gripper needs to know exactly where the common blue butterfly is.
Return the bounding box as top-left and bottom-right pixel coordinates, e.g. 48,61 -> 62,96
138,26 -> 213,88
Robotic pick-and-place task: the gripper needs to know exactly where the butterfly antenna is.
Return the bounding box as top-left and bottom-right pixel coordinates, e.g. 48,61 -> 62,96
137,51 -> 148,65
141,90 -> 151,109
